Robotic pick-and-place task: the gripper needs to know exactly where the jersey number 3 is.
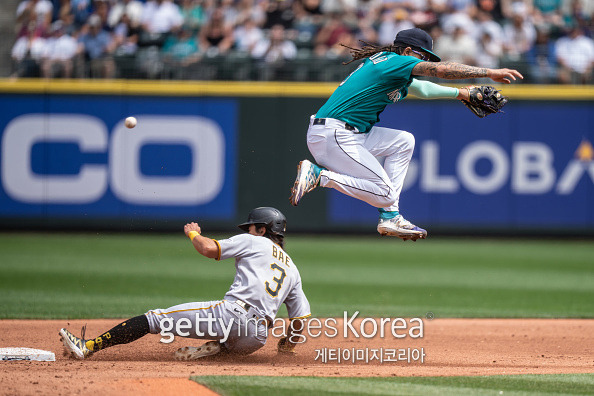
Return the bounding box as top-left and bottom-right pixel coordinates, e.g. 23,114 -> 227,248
265,263 -> 286,297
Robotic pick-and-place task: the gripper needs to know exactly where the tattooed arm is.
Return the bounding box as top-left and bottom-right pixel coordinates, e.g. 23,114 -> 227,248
412,61 -> 523,84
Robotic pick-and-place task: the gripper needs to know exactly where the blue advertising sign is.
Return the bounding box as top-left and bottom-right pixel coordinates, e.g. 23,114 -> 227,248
329,101 -> 594,229
0,95 -> 238,220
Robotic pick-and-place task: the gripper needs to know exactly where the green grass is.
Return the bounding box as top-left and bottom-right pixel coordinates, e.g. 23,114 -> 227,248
191,374 -> 594,396
0,233 -> 592,319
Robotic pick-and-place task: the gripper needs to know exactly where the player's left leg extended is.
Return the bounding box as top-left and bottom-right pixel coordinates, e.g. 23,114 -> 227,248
364,126 -> 427,241
59,315 -> 150,360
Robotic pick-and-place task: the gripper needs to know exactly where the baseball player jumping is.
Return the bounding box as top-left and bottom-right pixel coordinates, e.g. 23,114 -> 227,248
59,207 -> 311,360
290,28 -> 523,241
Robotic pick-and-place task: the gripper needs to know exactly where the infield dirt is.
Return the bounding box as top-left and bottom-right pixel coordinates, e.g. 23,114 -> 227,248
1,318 -> 592,395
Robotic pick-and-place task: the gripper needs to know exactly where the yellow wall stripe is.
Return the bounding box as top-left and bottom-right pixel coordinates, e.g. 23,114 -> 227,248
0,78 -> 592,100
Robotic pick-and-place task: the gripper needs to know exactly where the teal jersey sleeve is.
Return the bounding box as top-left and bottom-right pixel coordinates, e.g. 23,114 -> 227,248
316,52 -> 422,133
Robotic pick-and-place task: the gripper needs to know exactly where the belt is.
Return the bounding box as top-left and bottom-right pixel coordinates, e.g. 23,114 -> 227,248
235,299 -> 252,311
236,300 -> 273,328
313,118 -> 357,132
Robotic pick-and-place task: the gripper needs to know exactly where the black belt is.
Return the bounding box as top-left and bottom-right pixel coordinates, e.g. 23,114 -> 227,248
313,118 -> 356,132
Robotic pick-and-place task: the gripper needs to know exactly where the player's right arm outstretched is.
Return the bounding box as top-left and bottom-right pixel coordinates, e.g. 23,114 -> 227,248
412,61 -> 523,84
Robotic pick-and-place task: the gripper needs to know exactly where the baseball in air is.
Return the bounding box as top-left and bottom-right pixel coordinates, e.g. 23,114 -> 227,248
125,117 -> 137,128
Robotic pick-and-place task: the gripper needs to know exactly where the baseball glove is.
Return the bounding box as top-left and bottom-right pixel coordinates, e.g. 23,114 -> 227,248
277,337 -> 296,354
461,86 -> 508,118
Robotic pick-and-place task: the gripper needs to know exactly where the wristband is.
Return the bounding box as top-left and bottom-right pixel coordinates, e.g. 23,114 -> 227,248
188,231 -> 200,241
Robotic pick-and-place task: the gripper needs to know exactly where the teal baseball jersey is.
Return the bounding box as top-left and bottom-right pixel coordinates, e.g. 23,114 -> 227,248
316,52 -> 423,133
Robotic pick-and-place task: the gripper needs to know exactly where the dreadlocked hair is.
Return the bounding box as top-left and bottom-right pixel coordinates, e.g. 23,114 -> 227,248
340,41 -> 407,65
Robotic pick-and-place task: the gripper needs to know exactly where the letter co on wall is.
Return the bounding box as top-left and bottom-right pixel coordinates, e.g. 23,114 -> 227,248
0,108 -> 236,219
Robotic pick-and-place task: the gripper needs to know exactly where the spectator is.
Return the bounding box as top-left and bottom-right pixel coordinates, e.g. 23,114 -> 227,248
78,14 -> 117,78
234,18 -> 265,52
562,0 -> 593,32
198,7 -> 235,56
377,8 -> 414,46
409,0 -> 440,30
141,0 -> 184,34
16,0 -> 53,33
293,0 -> 324,44
263,0 -> 295,30
441,11 -> 477,38
501,0 -> 533,19
356,0 -> 383,23
54,0 -> 76,34
235,0 -> 266,27
476,30 -> 503,68
94,0 -> 112,31
475,10 -> 504,44
113,13 -> 140,56
447,0 -> 476,14
320,0 -> 357,20
435,23 -> 478,64
219,0 -> 240,27
41,20 -> 79,78
179,0 -> 206,31
252,24 -> 297,63
475,0 -> 505,22
11,20 -> 46,77
555,25 -> 594,83
501,9 -> 536,61
108,0 -> 144,29
314,13 -> 351,54
324,28 -> 357,60
533,0 -> 565,34
527,27 -> 557,83
70,0 -> 93,27
355,16 -> 379,44
294,0 -> 324,23
162,28 -> 201,77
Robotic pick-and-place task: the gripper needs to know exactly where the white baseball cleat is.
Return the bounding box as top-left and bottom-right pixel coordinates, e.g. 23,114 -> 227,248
377,215 -> 427,241
175,341 -> 221,361
289,159 -> 322,206
59,328 -> 93,360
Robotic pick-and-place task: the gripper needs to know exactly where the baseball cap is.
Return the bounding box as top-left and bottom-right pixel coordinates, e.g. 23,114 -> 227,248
393,28 -> 441,62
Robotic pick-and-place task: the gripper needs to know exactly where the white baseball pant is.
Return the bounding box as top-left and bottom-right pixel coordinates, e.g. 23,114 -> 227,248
306,116 -> 415,212
145,300 -> 268,355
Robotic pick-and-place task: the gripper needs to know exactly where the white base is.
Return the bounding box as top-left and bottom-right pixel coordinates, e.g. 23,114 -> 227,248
0,347 -> 55,361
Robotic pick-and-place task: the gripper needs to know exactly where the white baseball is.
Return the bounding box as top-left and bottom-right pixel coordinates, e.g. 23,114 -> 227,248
125,117 -> 137,128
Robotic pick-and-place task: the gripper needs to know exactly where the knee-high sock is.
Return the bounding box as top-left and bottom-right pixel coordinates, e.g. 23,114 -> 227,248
85,315 -> 150,352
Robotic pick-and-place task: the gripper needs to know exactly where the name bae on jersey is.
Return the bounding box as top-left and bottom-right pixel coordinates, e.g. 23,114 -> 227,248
272,245 -> 291,267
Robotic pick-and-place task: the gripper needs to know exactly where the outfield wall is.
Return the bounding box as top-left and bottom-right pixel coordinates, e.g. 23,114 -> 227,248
0,79 -> 592,233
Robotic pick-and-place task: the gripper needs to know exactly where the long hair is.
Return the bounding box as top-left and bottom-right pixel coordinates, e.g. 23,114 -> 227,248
341,41 -> 406,65
254,225 -> 285,249
265,231 -> 285,249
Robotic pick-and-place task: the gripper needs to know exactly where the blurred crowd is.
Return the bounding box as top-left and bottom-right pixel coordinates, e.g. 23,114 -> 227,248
10,0 -> 594,83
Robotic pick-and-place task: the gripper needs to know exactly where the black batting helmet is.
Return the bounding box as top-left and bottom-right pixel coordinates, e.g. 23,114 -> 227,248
238,207 -> 287,237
